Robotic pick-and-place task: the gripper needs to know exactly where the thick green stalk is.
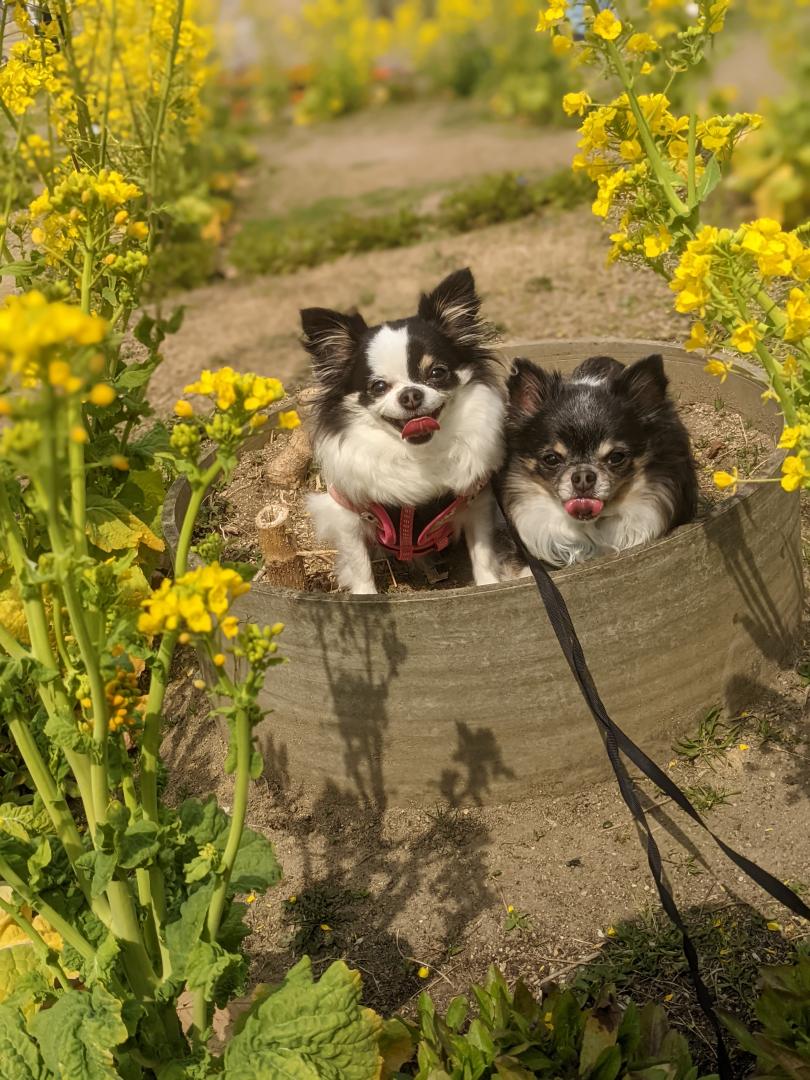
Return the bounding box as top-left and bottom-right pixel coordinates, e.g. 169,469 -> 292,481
8,715 -> 86,868
106,880 -> 159,996
0,854 -> 96,963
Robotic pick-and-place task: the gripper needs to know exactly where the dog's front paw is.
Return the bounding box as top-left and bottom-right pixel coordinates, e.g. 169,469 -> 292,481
348,580 -> 378,595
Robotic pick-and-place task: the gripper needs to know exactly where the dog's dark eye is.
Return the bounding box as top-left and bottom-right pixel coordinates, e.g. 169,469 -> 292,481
368,379 -> 388,396
428,363 -> 450,383
607,450 -> 629,466
541,451 -> 562,468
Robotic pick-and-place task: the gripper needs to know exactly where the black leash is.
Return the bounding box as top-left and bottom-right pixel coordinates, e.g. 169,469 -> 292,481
496,494 -> 810,1079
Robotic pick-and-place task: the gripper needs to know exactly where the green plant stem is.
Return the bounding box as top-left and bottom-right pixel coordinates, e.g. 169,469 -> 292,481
140,460 -> 222,825
7,714 -> 86,869
0,116 -> 24,261
755,342 -> 797,425
687,112 -> 698,208
0,623 -> 28,659
602,38 -> 690,218
106,880 -> 159,996
147,0 -> 186,243
192,702 -> 251,1038
0,896 -> 72,992
99,0 -> 117,166
0,493 -> 104,892
205,705 -> 250,943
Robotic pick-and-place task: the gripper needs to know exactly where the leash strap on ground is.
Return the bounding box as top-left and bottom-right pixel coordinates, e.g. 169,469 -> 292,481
496,498 -> 810,1079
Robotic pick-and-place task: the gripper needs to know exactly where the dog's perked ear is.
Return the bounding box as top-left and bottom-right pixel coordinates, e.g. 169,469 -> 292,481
573,355 -> 625,381
613,353 -> 669,412
300,307 -> 368,386
507,358 -> 562,421
417,267 -> 491,349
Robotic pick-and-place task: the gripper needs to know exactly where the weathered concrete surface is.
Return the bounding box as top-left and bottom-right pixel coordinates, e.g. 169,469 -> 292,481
165,341 -> 802,808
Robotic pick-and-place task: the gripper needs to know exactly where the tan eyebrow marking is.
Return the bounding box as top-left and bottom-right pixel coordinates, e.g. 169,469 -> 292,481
553,441 -> 568,457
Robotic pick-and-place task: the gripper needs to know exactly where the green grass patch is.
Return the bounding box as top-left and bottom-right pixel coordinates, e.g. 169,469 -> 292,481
570,906 -> 808,1076
229,168 -> 591,277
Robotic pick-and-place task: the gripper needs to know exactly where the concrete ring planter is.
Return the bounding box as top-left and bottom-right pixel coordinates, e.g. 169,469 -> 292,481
163,340 -> 802,809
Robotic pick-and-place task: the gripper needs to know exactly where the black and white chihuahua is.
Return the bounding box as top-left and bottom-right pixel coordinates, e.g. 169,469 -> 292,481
301,269 -> 506,594
501,353 -> 697,568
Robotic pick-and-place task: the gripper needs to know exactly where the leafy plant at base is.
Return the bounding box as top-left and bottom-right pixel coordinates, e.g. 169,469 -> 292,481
719,953 -> 810,1079
389,966 -> 716,1078
536,0 -> 810,492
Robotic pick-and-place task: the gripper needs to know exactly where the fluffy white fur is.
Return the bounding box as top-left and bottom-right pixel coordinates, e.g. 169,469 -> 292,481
505,468 -> 673,569
309,337 -> 506,593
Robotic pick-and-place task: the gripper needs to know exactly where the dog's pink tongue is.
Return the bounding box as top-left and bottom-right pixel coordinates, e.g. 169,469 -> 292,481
401,416 -> 441,441
564,497 -> 604,520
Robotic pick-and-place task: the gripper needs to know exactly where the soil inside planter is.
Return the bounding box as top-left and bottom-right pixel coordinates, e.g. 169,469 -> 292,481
193,396 -> 775,593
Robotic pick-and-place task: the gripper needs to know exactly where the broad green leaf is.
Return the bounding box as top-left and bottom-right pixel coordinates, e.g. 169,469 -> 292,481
29,985 -> 127,1080
179,799 -> 281,896
696,155 -> 722,202
185,940 -> 246,1010
588,1043 -> 622,1080
444,996 -> 468,1033
379,1017 -> 414,1078
44,708 -> 91,754
0,1003 -> 49,1079
493,1059 -> 535,1080
579,991 -> 620,1076
0,804 -> 48,843
0,938 -> 49,1014
85,495 -> 165,553
222,957 -> 382,1080
165,883 -> 215,982
75,849 -> 117,898
117,819 -> 160,870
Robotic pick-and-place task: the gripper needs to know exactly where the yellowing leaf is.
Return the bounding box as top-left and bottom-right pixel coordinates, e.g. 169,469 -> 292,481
223,957 -> 383,1080
85,495 -> 164,553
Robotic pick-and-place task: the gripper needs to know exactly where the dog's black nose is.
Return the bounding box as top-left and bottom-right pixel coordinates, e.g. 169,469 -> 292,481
398,386 -> 424,411
571,466 -> 597,494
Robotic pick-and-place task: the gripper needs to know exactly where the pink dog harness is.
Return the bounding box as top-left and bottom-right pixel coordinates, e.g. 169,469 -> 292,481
328,482 -> 486,562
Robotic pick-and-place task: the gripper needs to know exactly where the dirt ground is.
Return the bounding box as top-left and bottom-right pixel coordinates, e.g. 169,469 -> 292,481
156,102 -> 809,1063
150,102 -> 689,411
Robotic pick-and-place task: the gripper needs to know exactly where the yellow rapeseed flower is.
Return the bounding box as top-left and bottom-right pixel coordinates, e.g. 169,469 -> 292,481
278,410 -> 301,430
704,358 -> 733,382
110,454 -> 129,471
127,221 -> 149,241
562,91 -> 591,117
70,425 -> 89,444
685,322 -> 710,352
592,9 -> 622,40
552,34 -> 573,54
417,965 -> 430,978
174,399 -> 194,418
138,563 -> 251,637
89,383 -> 116,406
643,226 -> 672,258
781,454 -> 809,492
730,322 -> 761,354
785,287 -> 810,341
0,292 -> 107,384
627,32 -> 659,53
713,469 -> 738,491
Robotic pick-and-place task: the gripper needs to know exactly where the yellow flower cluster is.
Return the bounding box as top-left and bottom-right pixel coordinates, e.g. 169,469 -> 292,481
739,218 -> 810,281
138,563 -> 250,638
182,368 -> 285,413
0,292 -> 106,387
697,113 -> 762,154
0,37 -> 70,116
